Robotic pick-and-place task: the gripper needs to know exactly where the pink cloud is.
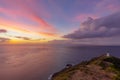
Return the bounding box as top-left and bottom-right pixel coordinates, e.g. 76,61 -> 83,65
0,0 -> 56,32
106,4 -> 120,12
0,18 -> 58,38
74,14 -> 99,22
74,0 -> 120,22
96,0 -> 120,13
0,18 -> 32,32
0,29 -> 7,33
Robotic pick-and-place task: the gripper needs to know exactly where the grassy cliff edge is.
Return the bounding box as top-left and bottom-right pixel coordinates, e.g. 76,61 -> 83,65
52,54 -> 120,80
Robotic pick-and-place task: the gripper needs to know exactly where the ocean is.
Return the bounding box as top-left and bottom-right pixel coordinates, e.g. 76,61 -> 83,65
0,44 -> 120,80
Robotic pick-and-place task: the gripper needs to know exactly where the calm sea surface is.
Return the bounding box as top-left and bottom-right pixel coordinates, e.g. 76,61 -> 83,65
0,45 -> 120,80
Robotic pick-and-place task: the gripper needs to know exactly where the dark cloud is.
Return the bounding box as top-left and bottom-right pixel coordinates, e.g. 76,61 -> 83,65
15,36 -> 44,41
0,37 -> 10,42
63,12 -> 120,39
15,36 -> 31,40
31,38 -> 46,41
0,29 -> 7,33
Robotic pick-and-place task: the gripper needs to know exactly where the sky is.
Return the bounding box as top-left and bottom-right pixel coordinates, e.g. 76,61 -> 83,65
0,0 -> 120,45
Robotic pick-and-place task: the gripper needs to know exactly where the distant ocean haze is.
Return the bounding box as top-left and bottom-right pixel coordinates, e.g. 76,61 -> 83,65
0,45 -> 120,80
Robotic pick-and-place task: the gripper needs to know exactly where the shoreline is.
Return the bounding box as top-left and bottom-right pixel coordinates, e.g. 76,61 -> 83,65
51,54 -> 120,80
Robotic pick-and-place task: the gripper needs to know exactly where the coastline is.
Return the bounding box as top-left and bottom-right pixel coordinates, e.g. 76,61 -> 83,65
51,54 -> 120,80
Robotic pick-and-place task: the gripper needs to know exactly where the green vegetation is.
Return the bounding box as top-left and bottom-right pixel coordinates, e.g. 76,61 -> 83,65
103,57 -> 120,80
52,55 -> 120,80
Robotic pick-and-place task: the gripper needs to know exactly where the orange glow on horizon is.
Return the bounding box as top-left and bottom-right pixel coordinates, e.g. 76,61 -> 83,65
8,39 -> 48,44
0,21 -> 60,44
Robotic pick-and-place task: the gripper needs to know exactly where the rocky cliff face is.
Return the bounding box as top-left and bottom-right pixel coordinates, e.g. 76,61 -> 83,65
52,54 -> 120,80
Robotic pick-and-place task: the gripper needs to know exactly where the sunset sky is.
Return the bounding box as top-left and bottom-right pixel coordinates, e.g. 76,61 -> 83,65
0,0 -> 120,44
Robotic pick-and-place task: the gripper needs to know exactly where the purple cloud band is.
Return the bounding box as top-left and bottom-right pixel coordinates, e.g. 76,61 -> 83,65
0,37 -> 10,42
15,36 -> 31,40
0,29 -> 7,33
63,12 -> 120,39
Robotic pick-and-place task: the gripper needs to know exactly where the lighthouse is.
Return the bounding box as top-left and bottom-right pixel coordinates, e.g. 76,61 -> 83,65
106,52 -> 110,57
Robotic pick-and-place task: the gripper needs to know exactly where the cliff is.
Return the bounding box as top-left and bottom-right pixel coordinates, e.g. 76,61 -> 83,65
52,54 -> 120,80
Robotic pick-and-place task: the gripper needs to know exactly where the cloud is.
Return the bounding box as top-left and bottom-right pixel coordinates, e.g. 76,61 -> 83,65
0,0 -> 56,32
0,29 -> 7,33
74,13 -> 99,22
15,36 -> 43,41
0,29 -> 8,43
0,37 -> 10,42
96,0 -> 120,13
15,36 -> 31,40
63,12 -> 120,39
40,32 -> 59,37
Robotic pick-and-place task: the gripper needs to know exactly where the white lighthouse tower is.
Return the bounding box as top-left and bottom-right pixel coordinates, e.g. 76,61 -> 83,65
106,52 -> 110,57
